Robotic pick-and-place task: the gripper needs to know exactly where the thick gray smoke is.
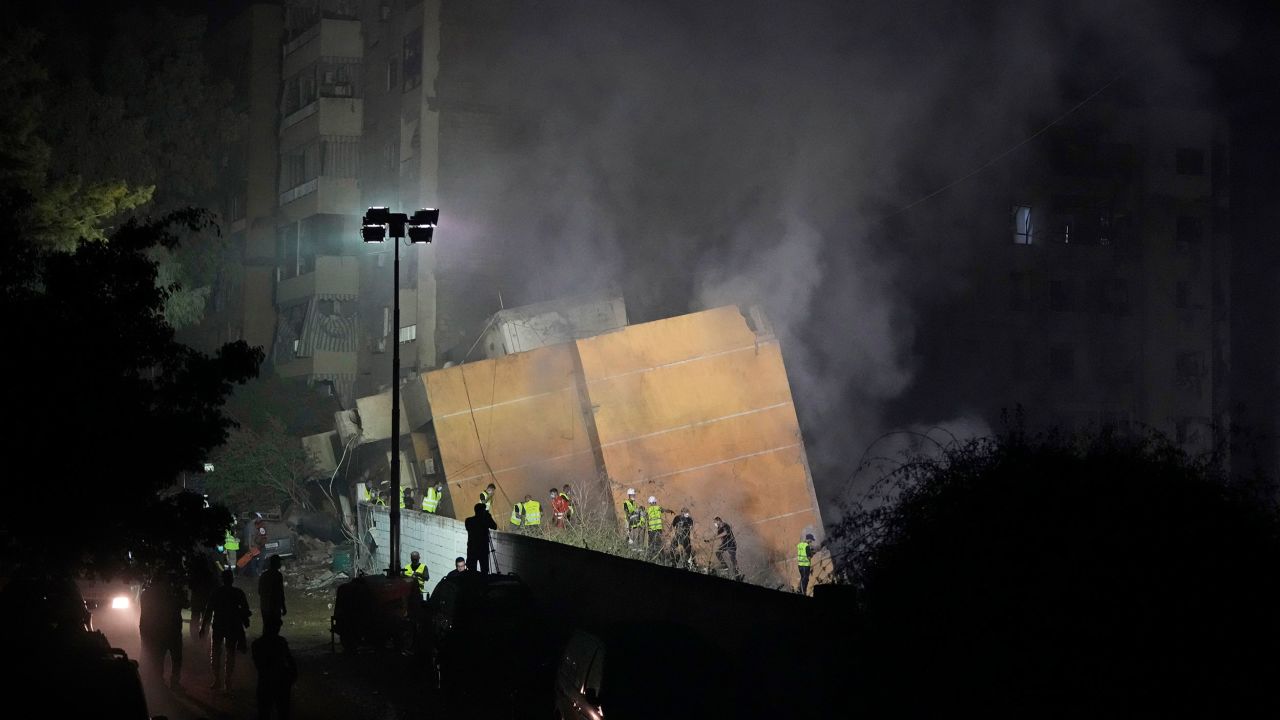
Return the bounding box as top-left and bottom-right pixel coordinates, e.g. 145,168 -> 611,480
437,0 -> 1225,507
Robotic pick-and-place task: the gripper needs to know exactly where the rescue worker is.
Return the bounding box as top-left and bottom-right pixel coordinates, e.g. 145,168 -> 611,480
510,498 -> 526,527
362,483 -> 375,504
671,507 -> 694,567
550,488 -> 569,529
797,533 -> 820,595
622,488 -> 644,546
401,487 -> 414,510
465,502 -> 497,573
422,482 -> 444,514
481,483 -> 496,513
523,493 -> 543,529
403,551 -> 429,597
222,523 -> 241,570
646,496 -> 665,551
712,517 -> 741,580
560,485 -> 575,524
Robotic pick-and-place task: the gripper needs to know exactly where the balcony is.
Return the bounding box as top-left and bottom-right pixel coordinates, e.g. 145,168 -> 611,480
276,255 -> 360,307
278,175 -> 361,222
282,96 -> 363,145
283,18 -> 361,78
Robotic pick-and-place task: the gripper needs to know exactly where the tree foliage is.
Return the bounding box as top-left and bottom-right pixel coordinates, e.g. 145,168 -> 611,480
829,430 -> 1280,716
0,190 -> 262,577
204,416 -> 320,514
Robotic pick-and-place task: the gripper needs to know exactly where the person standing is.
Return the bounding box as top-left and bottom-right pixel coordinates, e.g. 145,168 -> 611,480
646,496 -> 665,552
797,533 -> 820,595
200,569 -> 251,691
622,488 -> 644,546
464,502 -> 497,573
258,555 -> 287,636
510,497 -> 526,528
522,494 -> 542,529
403,551 -> 429,597
401,488 -> 414,511
481,483 -> 496,513
671,508 -> 694,567
139,569 -> 187,690
550,488 -> 569,529
222,522 -> 241,570
712,517 -> 741,580
251,622 -> 297,719
187,550 -> 219,641
560,485 -> 576,525
422,482 -> 444,514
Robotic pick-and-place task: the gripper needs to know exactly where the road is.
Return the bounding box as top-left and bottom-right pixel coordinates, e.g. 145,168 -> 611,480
102,579 -> 437,720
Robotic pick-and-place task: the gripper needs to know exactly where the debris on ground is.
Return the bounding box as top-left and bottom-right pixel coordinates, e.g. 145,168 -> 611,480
282,534 -> 352,596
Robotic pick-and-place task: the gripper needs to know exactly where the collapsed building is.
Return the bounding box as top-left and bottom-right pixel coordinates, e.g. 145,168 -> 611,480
308,295 -> 825,588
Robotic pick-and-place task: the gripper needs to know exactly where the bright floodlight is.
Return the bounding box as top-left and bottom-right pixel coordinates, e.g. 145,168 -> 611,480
361,223 -> 386,243
407,208 -> 439,244
364,206 -> 392,224
111,595 -> 131,610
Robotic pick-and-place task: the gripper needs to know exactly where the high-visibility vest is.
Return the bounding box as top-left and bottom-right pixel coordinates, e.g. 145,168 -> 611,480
481,490 -> 493,512
623,499 -> 641,527
363,486 -> 374,503
399,493 -> 408,509
423,487 -> 442,513
797,541 -> 812,568
524,500 -> 542,526
223,530 -> 240,552
647,504 -> 663,531
559,492 -> 573,519
510,503 -> 524,525
403,562 -> 428,593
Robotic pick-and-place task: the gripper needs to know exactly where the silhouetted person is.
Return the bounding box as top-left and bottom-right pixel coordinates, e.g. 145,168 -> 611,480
188,550 -> 219,641
252,622 -> 297,719
672,508 -> 694,566
201,568 -> 251,691
258,554 -> 287,636
445,556 -> 469,580
712,517 -> 741,579
139,570 -> 187,690
465,502 -> 497,573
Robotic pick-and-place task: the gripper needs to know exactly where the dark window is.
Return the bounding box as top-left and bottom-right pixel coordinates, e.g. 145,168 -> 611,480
1050,345 -> 1075,381
387,56 -> 399,92
404,28 -> 423,91
1050,280 -> 1076,312
1012,205 -> 1032,244
1176,148 -> 1205,176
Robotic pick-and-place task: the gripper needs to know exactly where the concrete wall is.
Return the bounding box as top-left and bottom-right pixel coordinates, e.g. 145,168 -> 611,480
362,504 -> 468,597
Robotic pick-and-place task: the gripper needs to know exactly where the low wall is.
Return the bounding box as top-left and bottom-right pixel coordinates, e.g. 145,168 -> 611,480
360,504 -> 468,596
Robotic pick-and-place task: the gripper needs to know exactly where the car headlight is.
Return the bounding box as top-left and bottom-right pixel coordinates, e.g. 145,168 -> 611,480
111,595 -> 131,610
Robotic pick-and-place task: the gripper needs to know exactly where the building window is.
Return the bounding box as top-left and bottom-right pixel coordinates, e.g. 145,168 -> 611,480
403,28 -> 423,91
1050,279 -> 1076,312
387,56 -> 399,92
1176,148 -> 1205,176
398,324 -> 417,343
1050,344 -> 1075,381
1175,280 -> 1190,309
1012,205 -> 1032,244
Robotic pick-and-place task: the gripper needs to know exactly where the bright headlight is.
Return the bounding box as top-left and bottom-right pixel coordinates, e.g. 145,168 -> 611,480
111,595 -> 131,610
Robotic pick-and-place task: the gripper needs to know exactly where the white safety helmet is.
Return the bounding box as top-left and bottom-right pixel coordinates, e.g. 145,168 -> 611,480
648,496 -> 657,504
626,488 -> 636,496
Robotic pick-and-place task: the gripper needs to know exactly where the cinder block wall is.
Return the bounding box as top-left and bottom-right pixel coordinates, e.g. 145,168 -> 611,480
362,505 -> 468,596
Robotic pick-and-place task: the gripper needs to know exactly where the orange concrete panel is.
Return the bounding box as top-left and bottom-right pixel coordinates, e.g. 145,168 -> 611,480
424,344 -> 604,523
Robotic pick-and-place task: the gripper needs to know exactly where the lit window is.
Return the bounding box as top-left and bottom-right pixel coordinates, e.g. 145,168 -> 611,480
398,324 -> 417,343
1013,205 -> 1032,244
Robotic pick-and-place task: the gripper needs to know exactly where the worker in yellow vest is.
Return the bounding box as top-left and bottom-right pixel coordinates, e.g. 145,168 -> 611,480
403,551 -> 429,597
622,488 -> 643,546
422,482 -> 444,514
646,496 -> 665,552
510,499 -> 526,527
523,494 -> 542,529
400,488 -> 414,510
222,526 -> 240,570
481,483 -> 496,513
797,533 -> 820,595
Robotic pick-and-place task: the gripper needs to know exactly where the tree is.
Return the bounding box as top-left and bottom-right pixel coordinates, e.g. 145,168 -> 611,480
204,416 -> 320,514
0,190 -> 262,578
829,430 -> 1280,716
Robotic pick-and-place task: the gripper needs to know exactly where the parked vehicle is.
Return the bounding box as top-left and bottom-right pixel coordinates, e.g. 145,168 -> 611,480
237,510 -> 298,575
554,622 -> 741,720
423,572 -> 557,717
78,575 -> 143,655
331,571 -> 418,653
0,571 -> 156,719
